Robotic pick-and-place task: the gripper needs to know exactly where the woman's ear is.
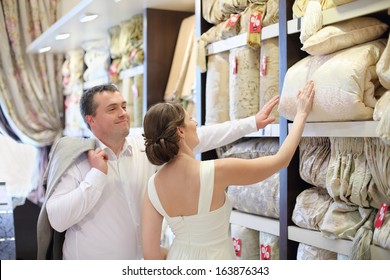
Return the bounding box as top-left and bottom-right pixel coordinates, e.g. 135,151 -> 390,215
177,126 -> 185,139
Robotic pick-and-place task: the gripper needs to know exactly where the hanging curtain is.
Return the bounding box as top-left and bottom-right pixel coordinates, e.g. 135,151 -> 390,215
0,0 -> 63,146
0,0 -> 63,204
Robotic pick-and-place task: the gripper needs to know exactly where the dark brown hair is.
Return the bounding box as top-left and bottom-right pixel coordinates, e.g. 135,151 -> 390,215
143,102 -> 185,165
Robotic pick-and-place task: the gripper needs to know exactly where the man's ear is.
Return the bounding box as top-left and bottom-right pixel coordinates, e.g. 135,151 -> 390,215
86,115 -> 93,127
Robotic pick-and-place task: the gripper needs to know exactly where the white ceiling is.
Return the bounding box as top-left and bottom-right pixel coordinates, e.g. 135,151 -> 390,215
27,0 -> 195,53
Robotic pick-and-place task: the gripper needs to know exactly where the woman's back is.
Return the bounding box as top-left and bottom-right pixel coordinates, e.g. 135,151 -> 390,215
148,160 -> 235,260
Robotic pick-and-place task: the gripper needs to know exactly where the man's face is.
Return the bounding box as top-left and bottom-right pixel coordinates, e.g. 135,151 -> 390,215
87,90 -> 131,142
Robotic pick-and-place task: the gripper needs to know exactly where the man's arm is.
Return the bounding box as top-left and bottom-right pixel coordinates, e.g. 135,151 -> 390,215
194,96 -> 279,154
194,116 -> 256,154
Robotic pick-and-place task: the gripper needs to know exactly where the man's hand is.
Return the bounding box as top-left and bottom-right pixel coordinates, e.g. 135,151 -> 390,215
88,147 -> 109,174
255,95 -> 279,130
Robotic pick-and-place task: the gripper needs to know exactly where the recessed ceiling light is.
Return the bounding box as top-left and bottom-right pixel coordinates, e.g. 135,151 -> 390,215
80,13 -> 98,23
39,46 -> 51,53
55,33 -> 70,40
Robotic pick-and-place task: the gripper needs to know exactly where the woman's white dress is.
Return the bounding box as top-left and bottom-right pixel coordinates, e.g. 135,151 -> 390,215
147,160 -> 236,260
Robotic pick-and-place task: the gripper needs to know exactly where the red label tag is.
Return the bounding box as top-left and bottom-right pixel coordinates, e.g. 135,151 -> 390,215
374,203 -> 388,229
260,244 -> 271,260
260,55 -> 267,76
232,237 -> 241,257
129,49 -> 138,61
226,14 -> 241,27
231,56 -> 238,75
249,12 -> 262,33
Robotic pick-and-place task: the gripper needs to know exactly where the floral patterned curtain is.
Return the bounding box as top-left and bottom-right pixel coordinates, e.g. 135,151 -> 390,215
0,0 -> 63,147
0,0 -> 63,204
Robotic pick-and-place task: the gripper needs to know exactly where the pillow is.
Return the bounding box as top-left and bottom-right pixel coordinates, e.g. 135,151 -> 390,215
301,17 -> 388,55
278,39 -> 386,122
293,0 -> 359,18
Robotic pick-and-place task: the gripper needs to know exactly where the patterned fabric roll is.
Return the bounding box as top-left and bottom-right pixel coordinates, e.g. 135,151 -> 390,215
229,46 -> 259,120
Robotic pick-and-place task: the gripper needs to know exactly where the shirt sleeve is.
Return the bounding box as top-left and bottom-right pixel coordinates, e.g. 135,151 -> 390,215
46,166 -> 107,233
194,116 -> 257,155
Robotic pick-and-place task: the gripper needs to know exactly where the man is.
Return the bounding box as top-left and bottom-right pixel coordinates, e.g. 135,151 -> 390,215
37,83 -> 278,260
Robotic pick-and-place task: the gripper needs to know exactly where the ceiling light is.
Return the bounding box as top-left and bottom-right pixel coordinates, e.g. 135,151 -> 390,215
55,33 -> 70,40
39,46 -> 51,53
80,13 -> 98,23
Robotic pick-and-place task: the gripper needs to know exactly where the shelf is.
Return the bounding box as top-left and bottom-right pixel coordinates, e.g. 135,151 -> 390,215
289,226 -> 390,259
230,210 -> 279,236
288,0 -> 390,34
120,65 -> 144,79
370,244 -> 390,260
26,0 -> 195,53
292,121 -> 379,137
206,23 -> 279,55
288,226 -> 352,256
245,124 -> 280,137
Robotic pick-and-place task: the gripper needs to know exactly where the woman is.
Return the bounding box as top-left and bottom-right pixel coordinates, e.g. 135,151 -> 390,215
142,80 -> 315,260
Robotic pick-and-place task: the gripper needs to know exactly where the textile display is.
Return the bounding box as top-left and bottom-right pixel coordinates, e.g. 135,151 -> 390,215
229,46 -> 260,120
230,224 -> 260,260
130,74 -> 143,128
227,173 -> 280,219
197,19 -> 241,72
292,187 -> 332,231
261,0 -> 279,26
217,137 -> 279,159
181,37 -> 197,102
326,137 -> 373,208
320,200 -> 373,241
202,0 -> 231,24
373,90 -> 390,144
376,34 -> 390,89
301,17 -> 388,56
239,2 -> 267,49
259,231 -> 279,260
220,0 -> 249,14
364,138 -> 390,209
296,243 -> 337,260
219,138 -> 279,218
373,211 -> 390,250
121,78 -> 135,128
118,15 -> 144,70
81,39 -> 110,83
108,25 -> 122,83
205,52 -> 230,125
164,15 -> 195,102
299,137 -> 331,189
299,0 -> 322,44
292,0 -> 356,18
278,39 -> 387,122
259,38 -> 279,123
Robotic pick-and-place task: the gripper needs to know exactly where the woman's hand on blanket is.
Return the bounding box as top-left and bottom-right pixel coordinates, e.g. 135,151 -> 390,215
296,80 -> 315,119
255,95 -> 279,130
87,147 -> 109,174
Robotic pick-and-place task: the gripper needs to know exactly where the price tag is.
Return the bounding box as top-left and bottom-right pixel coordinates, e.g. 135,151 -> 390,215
231,56 -> 238,75
374,203 -> 388,229
232,237 -> 241,257
249,12 -> 262,33
226,14 -> 241,27
260,244 -> 271,260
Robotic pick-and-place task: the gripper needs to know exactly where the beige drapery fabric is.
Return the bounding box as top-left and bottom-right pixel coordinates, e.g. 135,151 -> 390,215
0,0 -> 63,147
